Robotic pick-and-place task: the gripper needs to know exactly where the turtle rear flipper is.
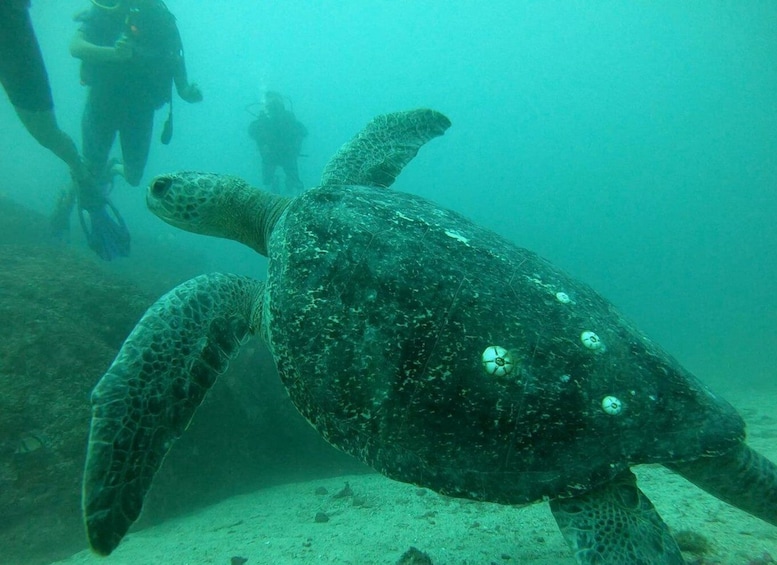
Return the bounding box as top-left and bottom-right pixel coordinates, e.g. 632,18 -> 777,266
667,444 -> 777,527
549,470 -> 684,565
82,273 -> 264,555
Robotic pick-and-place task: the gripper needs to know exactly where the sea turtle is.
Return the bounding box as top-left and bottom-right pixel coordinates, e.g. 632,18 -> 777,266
83,109 -> 777,564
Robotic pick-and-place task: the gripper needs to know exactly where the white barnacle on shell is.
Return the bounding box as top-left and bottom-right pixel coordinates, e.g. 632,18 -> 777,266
601,395 -> 623,416
580,330 -> 605,351
555,291 -> 571,304
481,345 -> 515,377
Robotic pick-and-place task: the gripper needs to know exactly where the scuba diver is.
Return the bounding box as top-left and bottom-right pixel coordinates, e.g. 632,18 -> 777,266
0,0 -> 107,253
67,0 -> 203,259
248,91 -> 307,194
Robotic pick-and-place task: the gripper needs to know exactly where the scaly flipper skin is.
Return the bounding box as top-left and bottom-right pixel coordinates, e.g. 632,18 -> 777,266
320,108 -> 451,188
550,470 -> 684,565
667,444 -> 777,527
82,273 -> 264,555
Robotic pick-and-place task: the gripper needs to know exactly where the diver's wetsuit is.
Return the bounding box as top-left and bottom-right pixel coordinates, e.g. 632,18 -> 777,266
77,3 -> 180,186
0,0 -> 55,113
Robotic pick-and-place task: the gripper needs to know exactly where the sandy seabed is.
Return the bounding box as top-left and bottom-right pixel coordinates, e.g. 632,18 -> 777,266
49,386 -> 777,565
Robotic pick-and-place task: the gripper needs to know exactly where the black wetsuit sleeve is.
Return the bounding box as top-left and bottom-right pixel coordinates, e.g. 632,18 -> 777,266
0,1 -> 54,112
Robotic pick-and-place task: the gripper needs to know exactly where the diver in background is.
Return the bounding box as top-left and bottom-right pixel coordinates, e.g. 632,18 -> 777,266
71,0 -> 202,187
66,0 -> 202,259
248,91 -> 307,194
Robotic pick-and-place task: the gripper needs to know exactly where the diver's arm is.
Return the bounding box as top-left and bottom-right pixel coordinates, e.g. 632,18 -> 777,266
69,30 -> 131,62
173,52 -> 202,103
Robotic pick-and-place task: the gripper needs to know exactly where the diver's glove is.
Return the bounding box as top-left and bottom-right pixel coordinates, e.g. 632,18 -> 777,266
178,82 -> 203,103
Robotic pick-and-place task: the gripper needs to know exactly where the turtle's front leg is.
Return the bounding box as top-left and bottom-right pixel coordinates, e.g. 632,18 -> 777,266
549,469 -> 684,565
82,273 -> 264,555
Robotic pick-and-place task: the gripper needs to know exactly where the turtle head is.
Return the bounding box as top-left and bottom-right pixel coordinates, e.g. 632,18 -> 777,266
147,171 -> 290,256
147,172 -> 233,235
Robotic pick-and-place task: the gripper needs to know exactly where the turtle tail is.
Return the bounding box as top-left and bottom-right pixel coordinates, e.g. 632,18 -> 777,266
82,273 -> 265,555
667,443 -> 777,527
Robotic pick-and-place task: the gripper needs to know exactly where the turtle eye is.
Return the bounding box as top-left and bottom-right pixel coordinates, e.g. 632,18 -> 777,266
151,177 -> 172,199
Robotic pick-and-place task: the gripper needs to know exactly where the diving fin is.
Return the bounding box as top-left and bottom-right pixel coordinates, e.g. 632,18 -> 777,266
78,199 -> 131,261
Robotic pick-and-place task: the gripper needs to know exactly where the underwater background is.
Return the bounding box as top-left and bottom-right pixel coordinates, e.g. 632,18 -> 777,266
1,2 -> 776,564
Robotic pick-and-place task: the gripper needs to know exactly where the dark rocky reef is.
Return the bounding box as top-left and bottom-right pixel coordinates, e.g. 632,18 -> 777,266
0,197 -> 364,564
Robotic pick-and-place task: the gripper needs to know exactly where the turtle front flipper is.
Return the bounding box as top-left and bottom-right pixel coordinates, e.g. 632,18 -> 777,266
549,470 -> 684,565
320,108 -> 451,188
667,443 -> 777,527
82,273 -> 265,555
